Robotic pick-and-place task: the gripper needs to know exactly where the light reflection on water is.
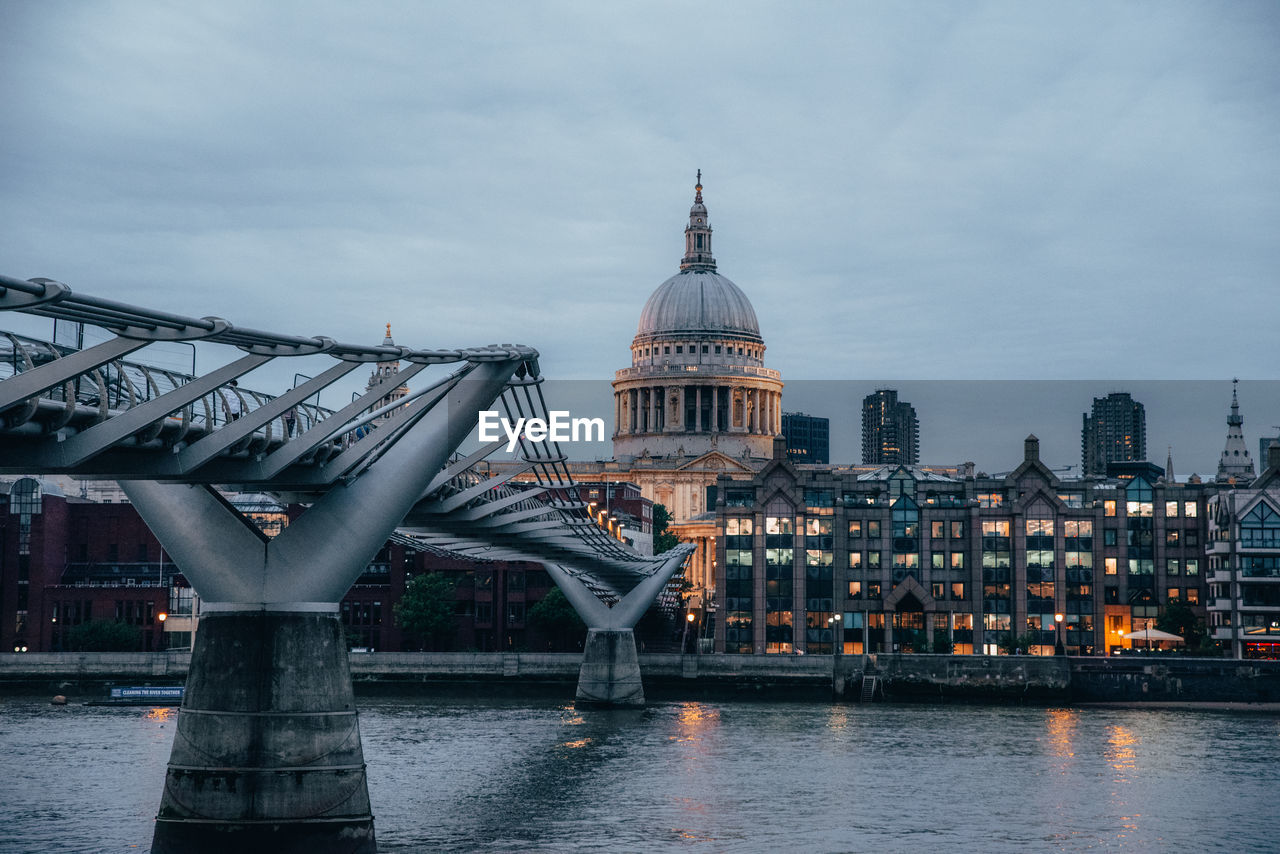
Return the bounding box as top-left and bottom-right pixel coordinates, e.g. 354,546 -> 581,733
1,696 -> 1278,852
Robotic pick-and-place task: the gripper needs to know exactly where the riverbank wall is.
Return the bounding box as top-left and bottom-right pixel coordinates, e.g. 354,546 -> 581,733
4,651 -> 1280,704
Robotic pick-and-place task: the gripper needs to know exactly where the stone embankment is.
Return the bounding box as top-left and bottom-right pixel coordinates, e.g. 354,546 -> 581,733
3,650 -> 1279,704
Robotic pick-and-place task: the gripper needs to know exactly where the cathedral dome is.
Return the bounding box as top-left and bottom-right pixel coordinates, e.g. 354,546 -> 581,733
636,270 -> 761,340
633,171 -> 762,343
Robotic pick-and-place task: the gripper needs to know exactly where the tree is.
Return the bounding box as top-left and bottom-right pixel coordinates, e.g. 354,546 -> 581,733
653,503 -> 679,553
393,573 -> 457,650
67,620 -> 141,652
998,631 -> 1039,655
527,587 -> 585,650
1156,597 -> 1207,651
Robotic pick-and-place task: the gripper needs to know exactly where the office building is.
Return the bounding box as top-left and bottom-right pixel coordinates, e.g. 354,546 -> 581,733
1082,392 -> 1146,476
862,389 -> 919,465
782,411 -> 830,464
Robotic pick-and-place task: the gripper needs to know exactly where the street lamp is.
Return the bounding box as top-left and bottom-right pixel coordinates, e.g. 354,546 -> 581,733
1054,612 -> 1065,656
828,613 -> 843,655
681,610 -> 696,653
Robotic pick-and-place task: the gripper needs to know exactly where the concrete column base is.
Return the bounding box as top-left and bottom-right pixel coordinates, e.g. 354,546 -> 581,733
575,628 -> 644,708
151,611 -> 376,854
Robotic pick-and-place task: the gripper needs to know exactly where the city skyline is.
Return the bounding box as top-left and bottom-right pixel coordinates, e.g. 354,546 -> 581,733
1,3 -> 1277,388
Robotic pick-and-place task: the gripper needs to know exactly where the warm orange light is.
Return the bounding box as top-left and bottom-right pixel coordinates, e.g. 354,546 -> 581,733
687,612 -> 696,622
158,612 -> 168,622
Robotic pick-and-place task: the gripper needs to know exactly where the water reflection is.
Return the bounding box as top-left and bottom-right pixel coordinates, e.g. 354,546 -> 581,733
6,697 -> 1280,853
1044,708 -> 1078,770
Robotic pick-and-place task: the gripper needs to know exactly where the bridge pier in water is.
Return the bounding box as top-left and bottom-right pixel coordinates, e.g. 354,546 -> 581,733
152,610 -> 375,854
546,551 -> 690,709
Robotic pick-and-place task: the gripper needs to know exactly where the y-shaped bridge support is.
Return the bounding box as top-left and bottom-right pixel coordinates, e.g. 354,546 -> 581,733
546,550 -> 690,708
124,363 -> 517,854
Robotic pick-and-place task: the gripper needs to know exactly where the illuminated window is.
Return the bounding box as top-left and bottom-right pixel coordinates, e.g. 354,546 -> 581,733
1186,588 -> 1199,604
1166,501 -> 1179,518
848,520 -> 862,537
932,553 -> 944,570
931,521 -> 945,539
848,581 -> 862,598
1105,558 -> 1118,575
951,552 -> 964,569
979,492 -> 1003,508
1184,501 -> 1198,518
848,551 -> 862,569
952,582 -> 966,600
951,521 -> 965,538
1167,559 -> 1180,575
867,521 -> 881,538
1105,500 -> 1117,517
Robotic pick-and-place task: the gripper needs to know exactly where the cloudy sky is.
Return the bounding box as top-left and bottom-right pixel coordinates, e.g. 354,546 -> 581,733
2,2 -> 1277,471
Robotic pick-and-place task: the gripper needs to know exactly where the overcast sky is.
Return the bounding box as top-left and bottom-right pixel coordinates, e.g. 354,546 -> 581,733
2,2 -> 1277,471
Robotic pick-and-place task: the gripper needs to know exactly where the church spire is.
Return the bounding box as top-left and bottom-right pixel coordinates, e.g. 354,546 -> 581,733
1217,378 -> 1255,482
680,170 -> 716,272
1166,446 -> 1175,483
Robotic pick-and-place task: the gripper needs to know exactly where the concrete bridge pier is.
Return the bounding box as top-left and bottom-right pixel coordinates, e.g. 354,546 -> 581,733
151,609 -> 375,854
546,549 -> 691,708
576,628 -> 645,707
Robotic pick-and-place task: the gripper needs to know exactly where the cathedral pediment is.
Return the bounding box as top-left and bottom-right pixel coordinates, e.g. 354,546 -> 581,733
674,450 -> 756,473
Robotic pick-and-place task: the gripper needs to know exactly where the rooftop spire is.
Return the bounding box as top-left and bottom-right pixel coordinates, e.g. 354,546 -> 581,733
1217,379 -> 1255,481
680,170 -> 716,272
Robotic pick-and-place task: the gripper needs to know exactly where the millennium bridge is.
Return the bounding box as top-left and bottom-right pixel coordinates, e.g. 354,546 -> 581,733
0,274 -> 692,853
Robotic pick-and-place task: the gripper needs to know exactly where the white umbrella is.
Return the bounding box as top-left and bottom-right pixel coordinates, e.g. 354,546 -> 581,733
1124,628 -> 1183,650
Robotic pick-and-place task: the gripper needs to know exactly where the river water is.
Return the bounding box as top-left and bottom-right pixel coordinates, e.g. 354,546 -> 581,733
1,695 -> 1277,853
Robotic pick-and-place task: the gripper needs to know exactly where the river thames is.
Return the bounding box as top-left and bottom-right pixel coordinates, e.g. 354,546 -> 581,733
2,695 -> 1277,852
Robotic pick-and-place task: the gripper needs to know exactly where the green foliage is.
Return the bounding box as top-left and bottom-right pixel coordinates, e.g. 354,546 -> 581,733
931,629 -> 953,654
998,631 -> 1039,655
393,573 -> 457,650
653,503 -> 679,553
67,620 -> 141,652
527,587 -> 585,638
1156,597 -> 1208,651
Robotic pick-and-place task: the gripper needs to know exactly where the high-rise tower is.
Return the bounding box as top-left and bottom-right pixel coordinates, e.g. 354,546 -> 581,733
1081,392 -> 1146,476
861,389 -> 919,465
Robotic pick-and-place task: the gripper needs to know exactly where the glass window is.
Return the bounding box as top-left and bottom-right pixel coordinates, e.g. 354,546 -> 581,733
951,552 -> 964,569
951,582 -> 966,600
931,521 -> 945,539
1105,557 -> 1118,575
848,520 -> 862,537
867,520 -> 881,538
849,552 -> 862,569
1104,529 -> 1117,546
979,492 -> 1003,508
951,521 -> 965,538
931,553 -> 944,570
867,551 -> 881,569
1166,530 -> 1180,546
1166,501 -> 1179,518
1026,519 -> 1054,537
1186,559 -> 1199,576
1241,502 -> 1280,548
1167,559 -> 1180,575
1186,588 -> 1199,604
1105,500 -> 1117,517
765,516 -> 794,536
726,517 -> 753,536
1184,501 -> 1198,518
848,581 -> 862,598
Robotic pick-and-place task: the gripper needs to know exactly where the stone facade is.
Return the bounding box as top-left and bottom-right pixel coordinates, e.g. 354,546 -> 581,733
713,435 -> 1212,657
